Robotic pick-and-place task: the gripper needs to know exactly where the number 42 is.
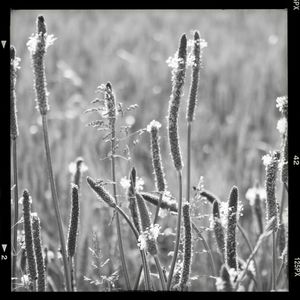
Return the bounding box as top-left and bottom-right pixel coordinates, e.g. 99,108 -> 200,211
294,155 -> 299,165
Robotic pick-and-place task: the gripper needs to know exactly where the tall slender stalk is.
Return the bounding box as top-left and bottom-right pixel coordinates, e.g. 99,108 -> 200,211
10,45 -> 20,291
272,231 -> 276,291
106,83 -> 131,290
186,30 -> 201,205
191,222 -> 217,277
27,15 -> 71,291
42,116 -> 72,291
12,140 -> 19,290
167,171 -> 183,290
186,122 -> 192,204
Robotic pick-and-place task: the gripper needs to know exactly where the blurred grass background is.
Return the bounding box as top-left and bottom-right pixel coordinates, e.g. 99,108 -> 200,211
11,9 -> 287,291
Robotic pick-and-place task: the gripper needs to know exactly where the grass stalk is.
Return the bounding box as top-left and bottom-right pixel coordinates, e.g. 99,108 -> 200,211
272,231 -> 276,291
237,223 -> 261,289
154,255 -> 167,290
167,170 -> 183,290
186,122 -> 192,204
191,222 -> 217,277
110,101 -> 131,290
12,140 -> 19,291
114,204 -> 151,290
42,115 -> 72,291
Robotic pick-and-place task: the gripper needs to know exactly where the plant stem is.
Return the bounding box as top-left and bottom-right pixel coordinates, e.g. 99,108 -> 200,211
134,265 -> 143,290
276,259 -> 285,286
272,231 -> 276,291
154,255 -> 167,290
12,139 -> 19,291
191,222 -> 217,277
237,223 -> 261,290
167,170 -> 183,290
110,132 -> 131,290
42,115 -> 72,291
114,204 -> 151,290
186,122 -> 192,204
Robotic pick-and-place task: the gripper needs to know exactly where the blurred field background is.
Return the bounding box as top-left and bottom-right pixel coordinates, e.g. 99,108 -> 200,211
11,9 -> 287,291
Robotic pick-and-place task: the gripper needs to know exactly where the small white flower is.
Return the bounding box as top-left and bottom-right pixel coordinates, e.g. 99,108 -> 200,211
277,118 -> 287,135
80,163 -> 89,173
228,268 -> 238,283
200,38 -> 208,49
18,196 -> 32,205
262,154 -> 272,167
21,274 -> 30,286
237,285 -> 245,292
158,209 -> 168,218
136,177 -> 144,192
137,224 -> 161,251
46,250 -> 55,261
245,187 -> 266,206
215,277 -> 225,291
248,260 -> 256,277
120,177 -> 131,190
68,162 -> 77,175
146,120 -> 161,132
27,33 -> 57,54
148,223 -> 161,240
137,233 -> 147,250
69,161 -> 88,176
166,51 -> 181,69
276,96 -> 288,114
12,56 -> 21,69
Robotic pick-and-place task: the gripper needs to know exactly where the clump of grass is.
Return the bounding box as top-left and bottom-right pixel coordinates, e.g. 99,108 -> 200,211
86,176 -> 152,290
32,214 -> 46,291
27,15 -> 71,291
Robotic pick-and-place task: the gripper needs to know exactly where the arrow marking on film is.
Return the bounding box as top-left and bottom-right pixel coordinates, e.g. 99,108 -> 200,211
1,41 -> 7,48
2,244 -> 7,252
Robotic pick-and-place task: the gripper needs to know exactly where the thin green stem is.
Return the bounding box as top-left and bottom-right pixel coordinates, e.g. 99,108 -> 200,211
140,251 -> 152,290
111,132 -> 131,290
191,222 -> 217,277
134,265 -> 143,290
114,205 -> 151,290
237,223 -> 261,290
276,259 -> 285,286
167,170 -> 183,290
12,139 -> 19,291
186,122 -> 191,204
154,255 -> 167,290
42,115 -> 72,292
272,231 -> 276,291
